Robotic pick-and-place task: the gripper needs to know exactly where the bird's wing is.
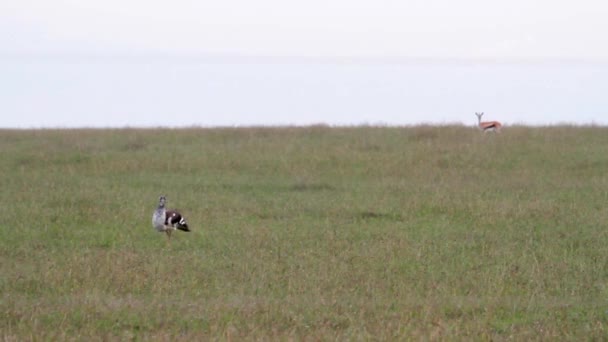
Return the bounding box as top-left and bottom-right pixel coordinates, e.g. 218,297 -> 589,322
165,210 -> 183,226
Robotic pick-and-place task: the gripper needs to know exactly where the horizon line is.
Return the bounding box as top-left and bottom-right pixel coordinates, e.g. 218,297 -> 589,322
2,122 -> 607,130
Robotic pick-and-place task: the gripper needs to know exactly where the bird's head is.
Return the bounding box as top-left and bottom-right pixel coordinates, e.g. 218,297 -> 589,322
158,195 -> 166,208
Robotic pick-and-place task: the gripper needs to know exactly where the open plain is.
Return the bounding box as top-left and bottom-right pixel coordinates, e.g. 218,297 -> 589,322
2,125 -> 608,340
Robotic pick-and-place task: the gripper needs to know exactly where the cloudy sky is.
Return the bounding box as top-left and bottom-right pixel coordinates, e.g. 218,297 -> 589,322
2,1 -> 608,127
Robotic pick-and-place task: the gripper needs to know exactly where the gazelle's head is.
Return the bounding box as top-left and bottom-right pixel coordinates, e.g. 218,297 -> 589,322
475,112 -> 484,120
158,195 -> 166,208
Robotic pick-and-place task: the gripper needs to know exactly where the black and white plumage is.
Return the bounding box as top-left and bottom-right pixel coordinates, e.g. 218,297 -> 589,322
152,195 -> 190,240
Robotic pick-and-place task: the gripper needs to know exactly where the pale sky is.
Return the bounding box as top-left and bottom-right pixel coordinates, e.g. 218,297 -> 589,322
2,0 -> 608,59
2,1 -> 608,127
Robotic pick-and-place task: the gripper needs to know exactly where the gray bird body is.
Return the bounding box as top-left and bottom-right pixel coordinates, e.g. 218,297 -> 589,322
152,198 -> 167,232
152,196 -> 190,239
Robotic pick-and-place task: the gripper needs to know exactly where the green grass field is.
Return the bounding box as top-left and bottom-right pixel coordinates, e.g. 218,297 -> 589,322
2,125 -> 608,340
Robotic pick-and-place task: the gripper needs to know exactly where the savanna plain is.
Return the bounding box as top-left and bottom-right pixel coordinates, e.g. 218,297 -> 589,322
2,126 -> 608,340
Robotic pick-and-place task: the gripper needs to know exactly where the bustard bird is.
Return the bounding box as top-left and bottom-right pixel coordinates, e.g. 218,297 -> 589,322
152,195 -> 190,240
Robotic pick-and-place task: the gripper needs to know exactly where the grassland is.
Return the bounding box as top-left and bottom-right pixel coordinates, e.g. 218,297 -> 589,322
2,125 -> 608,340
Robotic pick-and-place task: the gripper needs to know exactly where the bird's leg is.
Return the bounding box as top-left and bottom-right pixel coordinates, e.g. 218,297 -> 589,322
166,229 -> 172,241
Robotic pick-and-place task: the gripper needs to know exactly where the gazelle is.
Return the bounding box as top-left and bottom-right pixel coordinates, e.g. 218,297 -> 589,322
475,112 -> 502,133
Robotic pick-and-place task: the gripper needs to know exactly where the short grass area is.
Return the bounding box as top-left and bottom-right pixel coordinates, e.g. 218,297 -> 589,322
2,125 -> 608,339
